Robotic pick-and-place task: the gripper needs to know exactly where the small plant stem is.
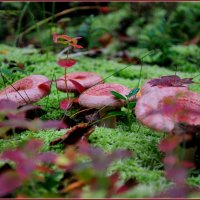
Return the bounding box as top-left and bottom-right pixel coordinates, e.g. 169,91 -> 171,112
65,49 -> 70,101
57,46 -> 71,57
89,114 -> 117,127
12,128 -> 16,137
62,50 -> 71,119
23,90 -> 31,104
192,73 -> 200,79
53,74 -> 61,112
44,72 -> 54,110
59,48 -> 106,58
137,61 -> 143,88
91,49 -> 158,88
70,108 -> 93,119
126,99 -> 132,132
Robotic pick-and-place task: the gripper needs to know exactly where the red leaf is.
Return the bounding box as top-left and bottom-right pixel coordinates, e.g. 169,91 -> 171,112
99,6 -> 110,14
155,185 -> 190,198
68,79 -> 85,93
0,170 -> 22,197
22,139 -> 43,155
52,34 -> 83,48
38,152 -> 58,163
41,120 -> 68,129
60,98 -> 73,110
57,59 -> 76,68
79,144 -> 132,171
181,161 -> 195,168
38,81 -> 51,94
164,155 -> 177,165
53,34 -> 72,43
69,43 -> 83,49
1,149 -> 36,178
165,166 -> 187,184
149,75 -> 193,87
159,136 -> 180,152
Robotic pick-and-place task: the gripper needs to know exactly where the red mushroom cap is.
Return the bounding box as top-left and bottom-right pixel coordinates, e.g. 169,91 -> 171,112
56,72 -> 103,92
79,83 -> 131,109
0,75 -> 50,106
135,88 -> 200,133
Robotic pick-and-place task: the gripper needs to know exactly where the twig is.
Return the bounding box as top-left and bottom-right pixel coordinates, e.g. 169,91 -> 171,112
57,46 -> 71,57
17,6 -> 100,41
69,48 -> 106,58
23,89 -> 32,104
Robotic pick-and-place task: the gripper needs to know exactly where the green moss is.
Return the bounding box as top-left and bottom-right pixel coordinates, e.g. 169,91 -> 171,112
168,45 -> 200,72
0,44 -> 200,197
0,129 -> 66,153
0,44 -> 55,64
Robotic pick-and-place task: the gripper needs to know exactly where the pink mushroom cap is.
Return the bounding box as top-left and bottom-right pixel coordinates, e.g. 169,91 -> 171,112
136,87 -> 200,133
56,72 -> 103,92
79,83 -> 131,109
0,75 -> 50,106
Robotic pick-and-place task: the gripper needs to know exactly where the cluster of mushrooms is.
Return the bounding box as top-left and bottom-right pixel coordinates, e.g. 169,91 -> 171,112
1,74 -> 200,132
57,71 -> 130,128
0,72 -> 134,128
0,72 -> 199,161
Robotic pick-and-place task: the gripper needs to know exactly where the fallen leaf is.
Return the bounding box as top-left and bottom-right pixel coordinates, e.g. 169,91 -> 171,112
183,36 -> 200,46
159,135 -> 181,152
98,33 -> 112,47
50,123 -> 95,147
60,98 -> 74,110
61,180 -> 85,193
0,50 -> 9,55
0,170 -> 22,197
149,75 -> 193,87
38,81 -> 51,94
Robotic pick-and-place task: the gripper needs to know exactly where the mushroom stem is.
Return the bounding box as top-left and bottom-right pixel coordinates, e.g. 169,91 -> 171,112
98,107 -> 117,128
177,133 -> 198,162
176,145 -> 197,162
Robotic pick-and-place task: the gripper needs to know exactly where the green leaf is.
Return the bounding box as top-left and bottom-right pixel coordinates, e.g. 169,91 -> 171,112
128,102 -> 136,109
107,111 -> 126,117
126,88 -> 139,98
111,91 -> 127,100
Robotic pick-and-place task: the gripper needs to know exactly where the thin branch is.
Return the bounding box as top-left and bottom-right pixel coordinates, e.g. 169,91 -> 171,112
17,6 -> 100,41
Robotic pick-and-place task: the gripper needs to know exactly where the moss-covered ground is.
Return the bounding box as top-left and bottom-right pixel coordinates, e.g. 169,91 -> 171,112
0,43 -> 200,197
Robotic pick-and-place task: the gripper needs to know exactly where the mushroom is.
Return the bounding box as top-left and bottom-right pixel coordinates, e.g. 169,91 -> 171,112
136,88 -> 187,132
79,83 -> 131,128
56,72 -> 103,94
0,75 -> 50,107
135,88 -> 200,161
